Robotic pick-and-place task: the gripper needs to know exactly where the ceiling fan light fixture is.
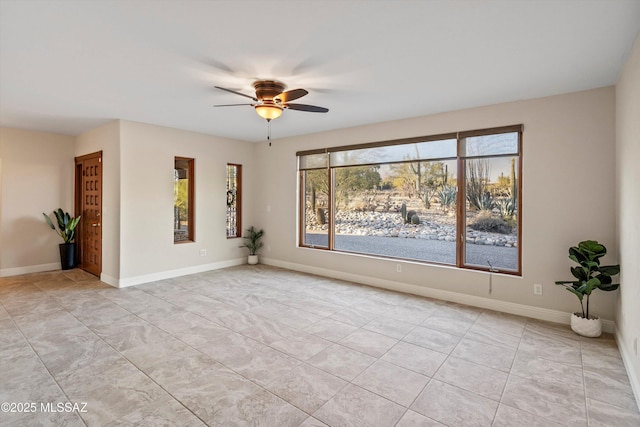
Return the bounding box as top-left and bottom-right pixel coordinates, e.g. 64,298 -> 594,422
254,104 -> 283,121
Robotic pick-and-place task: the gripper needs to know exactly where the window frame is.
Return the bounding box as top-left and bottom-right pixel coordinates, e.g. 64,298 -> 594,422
458,126 -> 523,274
297,124 -> 523,275
174,156 -> 195,244
298,166 -> 332,250
226,163 -> 242,239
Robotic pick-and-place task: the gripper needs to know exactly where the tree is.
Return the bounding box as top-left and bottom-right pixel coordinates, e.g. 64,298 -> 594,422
174,178 -> 189,229
335,166 -> 381,208
388,160 -> 448,198
390,162 -> 419,197
305,169 -> 329,213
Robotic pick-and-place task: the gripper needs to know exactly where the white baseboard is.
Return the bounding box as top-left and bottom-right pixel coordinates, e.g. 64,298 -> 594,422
99,273 -> 119,287
262,257 -> 615,333
0,262 -> 60,277
615,328 -> 640,410
108,258 -> 246,288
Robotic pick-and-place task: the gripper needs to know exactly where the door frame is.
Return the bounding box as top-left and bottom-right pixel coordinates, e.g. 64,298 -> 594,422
75,151 -> 103,276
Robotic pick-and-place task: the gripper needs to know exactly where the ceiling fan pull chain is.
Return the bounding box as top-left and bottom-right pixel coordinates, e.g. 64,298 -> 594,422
267,119 -> 272,146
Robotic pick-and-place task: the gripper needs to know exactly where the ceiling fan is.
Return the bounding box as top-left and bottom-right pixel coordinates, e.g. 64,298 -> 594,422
213,80 -> 329,122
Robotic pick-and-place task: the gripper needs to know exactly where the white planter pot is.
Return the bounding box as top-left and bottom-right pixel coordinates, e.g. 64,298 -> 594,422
247,255 -> 259,265
570,312 -> 602,337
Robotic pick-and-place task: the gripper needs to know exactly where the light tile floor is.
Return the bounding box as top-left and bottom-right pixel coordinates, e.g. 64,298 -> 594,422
1,265 -> 639,426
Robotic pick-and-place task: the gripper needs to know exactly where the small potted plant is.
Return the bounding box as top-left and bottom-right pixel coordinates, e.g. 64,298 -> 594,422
555,240 -> 620,337
43,209 -> 81,270
242,226 -> 264,265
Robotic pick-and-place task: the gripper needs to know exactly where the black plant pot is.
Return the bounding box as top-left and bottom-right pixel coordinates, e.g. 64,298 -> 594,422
59,243 -> 76,270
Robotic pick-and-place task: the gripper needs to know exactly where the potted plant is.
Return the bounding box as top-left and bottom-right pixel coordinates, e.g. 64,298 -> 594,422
43,209 -> 81,270
555,240 -> 620,337
242,226 -> 264,265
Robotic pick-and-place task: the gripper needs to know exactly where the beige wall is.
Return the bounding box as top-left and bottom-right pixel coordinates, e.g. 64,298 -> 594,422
255,87 -> 618,320
117,120 -> 255,284
615,33 -> 640,400
0,128 -> 75,274
76,121 -> 122,283
0,120 -> 255,285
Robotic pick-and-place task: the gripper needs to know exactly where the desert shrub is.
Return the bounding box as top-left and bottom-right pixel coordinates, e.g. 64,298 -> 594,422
469,210 -> 512,234
424,188 -> 436,209
351,201 -> 367,212
504,216 -> 517,229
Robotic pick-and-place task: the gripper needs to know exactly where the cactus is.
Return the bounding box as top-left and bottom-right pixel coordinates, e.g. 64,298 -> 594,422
316,207 -> 326,225
405,210 -> 417,224
400,203 -> 407,222
410,214 -> 420,225
510,157 -> 517,201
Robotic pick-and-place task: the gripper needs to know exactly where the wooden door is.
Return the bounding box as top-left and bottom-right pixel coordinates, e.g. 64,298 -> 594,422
75,152 -> 102,277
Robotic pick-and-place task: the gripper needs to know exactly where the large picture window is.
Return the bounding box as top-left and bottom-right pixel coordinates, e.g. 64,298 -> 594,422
298,125 -> 522,274
174,157 -> 194,243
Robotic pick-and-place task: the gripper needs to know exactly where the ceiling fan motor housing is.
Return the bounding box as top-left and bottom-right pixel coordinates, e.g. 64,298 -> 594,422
213,81 -> 328,119
254,80 -> 286,101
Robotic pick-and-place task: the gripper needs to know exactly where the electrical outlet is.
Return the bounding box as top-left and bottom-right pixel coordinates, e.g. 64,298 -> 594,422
199,249 -> 207,257
396,264 -> 402,273
533,283 -> 543,296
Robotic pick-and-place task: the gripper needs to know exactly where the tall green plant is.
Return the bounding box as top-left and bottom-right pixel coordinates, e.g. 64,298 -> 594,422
555,240 -> 620,319
242,226 -> 264,256
43,209 -> 81,243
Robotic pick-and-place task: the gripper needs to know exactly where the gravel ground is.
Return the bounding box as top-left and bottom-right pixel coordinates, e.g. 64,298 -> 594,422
305,233 -> 517,270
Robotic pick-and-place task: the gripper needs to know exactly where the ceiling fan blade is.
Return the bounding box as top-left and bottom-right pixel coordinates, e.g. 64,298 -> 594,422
275,88 -> 308,103
214,86 -> 258,101
213,103 -> 254,107
284,103 -> 329,113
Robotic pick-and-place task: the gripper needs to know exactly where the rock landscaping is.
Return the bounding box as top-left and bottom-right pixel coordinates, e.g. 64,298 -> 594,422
306,210 -> 518,248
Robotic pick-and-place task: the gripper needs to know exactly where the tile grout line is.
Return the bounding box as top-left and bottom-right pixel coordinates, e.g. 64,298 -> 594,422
2,267 -> 634,426
32,278 -> 210,426
1,288 -> 89,426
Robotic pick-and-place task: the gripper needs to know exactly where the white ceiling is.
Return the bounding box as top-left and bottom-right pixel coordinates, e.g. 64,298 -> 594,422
1,0 -> 639,142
